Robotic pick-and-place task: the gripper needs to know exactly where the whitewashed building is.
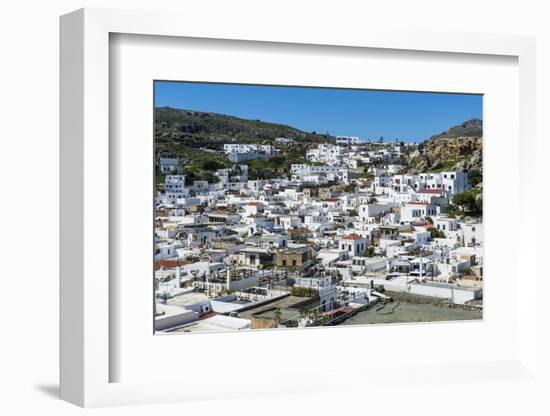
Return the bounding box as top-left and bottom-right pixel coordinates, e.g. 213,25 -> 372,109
400,201 -> 438,223
160,157 -> 182,174
339,234 -> 369,257
156,175 -> 188,205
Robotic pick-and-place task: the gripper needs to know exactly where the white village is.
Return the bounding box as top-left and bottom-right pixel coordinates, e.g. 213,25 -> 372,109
154,113 -> 483,333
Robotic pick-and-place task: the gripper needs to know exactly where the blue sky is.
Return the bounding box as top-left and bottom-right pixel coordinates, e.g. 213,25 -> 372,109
155,81 -> 482,142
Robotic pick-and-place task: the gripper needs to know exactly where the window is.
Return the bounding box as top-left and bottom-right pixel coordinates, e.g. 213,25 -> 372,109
282,260 -> 287,266
292,260 -> 297,267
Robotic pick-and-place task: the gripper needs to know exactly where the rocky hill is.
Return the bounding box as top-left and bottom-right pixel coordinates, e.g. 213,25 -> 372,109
405,119 -> 483,185
155,106 -> 334,148
429,118 -> 482,139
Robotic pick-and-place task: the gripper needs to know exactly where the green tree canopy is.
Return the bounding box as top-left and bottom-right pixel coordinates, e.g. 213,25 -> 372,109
452,190 -> 482,215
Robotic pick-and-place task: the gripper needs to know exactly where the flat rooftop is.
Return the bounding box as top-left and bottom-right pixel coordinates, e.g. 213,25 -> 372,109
238,295 -> 313,320
279,247 -> 310,254
412,282 -> 482,292
166,315 -> 251,333
166,291 -> 210,307
254,308 -> 301,322
155,303 -> 194,319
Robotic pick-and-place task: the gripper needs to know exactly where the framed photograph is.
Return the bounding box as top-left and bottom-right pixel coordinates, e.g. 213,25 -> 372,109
152,81 -> 484,335
60,8 -> 538,408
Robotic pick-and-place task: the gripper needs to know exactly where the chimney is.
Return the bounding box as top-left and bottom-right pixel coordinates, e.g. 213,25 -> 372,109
226,267 -> 231,292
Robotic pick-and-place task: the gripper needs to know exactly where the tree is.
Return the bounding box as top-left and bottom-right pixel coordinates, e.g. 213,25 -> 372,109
452,191 -> 477,212
475,195 -> 483,213
198,171 -> 219,183
429,227 -> 445,239
268,155 -> 285,165
201,159 -> 224,171
468,169 -> 483,187
344,184 -> 356,193
365,246 -> 375,257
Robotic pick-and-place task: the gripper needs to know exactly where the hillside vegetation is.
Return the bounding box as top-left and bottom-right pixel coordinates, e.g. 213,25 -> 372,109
155,106 -> 334,147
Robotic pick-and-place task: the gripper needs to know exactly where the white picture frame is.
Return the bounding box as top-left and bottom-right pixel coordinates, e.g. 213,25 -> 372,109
60,7 -> 538,408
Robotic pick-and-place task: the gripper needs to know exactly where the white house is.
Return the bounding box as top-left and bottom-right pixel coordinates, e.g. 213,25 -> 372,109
400,202 -> 437,223
434,217 -> 458,235
224,143 -> 277,155
156,175 -> 188,205
320,198 -> 344,211
243,201 -> 265,217
294,275 -> 337,311
154,241 -> 185,261
339,233 -> 369,257
415,171 -> 470,195
358,203 -> 395,223
291,164 -> 349,184
373,175 -> 391,193
350,256 -> 388,273
415,187 -> 449,204
160,157 -> 182,174
336,136 -> 361,145
400,230 -> 431,245
247,180 -> 264,192
306,143 -> 347,165
154,304 -> 198,331
188,180 -> 207,192
460,221 -> 483,246
278,215 -> 302,230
